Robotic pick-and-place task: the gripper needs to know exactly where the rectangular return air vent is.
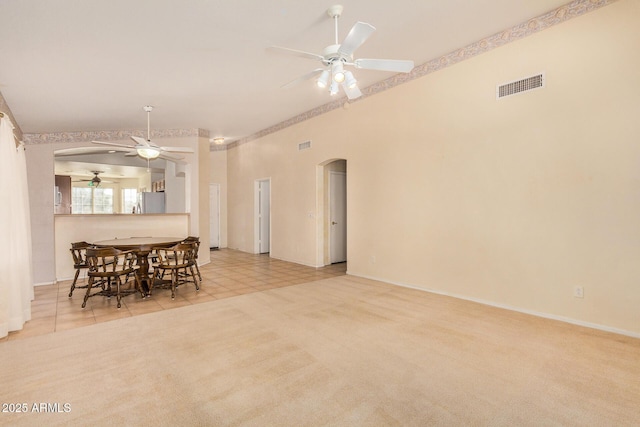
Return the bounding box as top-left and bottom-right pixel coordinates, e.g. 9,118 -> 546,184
298,140 -> 312,151
497,73 -> 545,99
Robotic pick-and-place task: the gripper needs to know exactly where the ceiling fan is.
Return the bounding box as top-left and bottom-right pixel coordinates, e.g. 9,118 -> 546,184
73,171 -> 114,187
270,4 -> 414,100
92,106 -> 194,160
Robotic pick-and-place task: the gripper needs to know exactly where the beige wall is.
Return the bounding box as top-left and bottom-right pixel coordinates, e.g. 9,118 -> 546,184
227,127 -> 346,265
226,0 -> 640,335
26,141 -> 56,284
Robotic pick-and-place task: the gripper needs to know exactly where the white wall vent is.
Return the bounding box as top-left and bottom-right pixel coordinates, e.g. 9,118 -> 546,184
298,140 -> 312,151
497,73 -> 545,99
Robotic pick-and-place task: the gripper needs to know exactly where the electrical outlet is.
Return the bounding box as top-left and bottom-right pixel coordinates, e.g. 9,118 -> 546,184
574,286 -> 584,298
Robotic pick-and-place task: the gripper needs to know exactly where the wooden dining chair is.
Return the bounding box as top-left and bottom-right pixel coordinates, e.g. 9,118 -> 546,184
182,236 -> 202,282
150,243 -> 199,299
82,247 -> 143,309
68,241 -> 94,297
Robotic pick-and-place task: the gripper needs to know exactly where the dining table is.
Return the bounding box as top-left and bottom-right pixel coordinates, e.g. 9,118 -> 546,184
92,237 -> 184,295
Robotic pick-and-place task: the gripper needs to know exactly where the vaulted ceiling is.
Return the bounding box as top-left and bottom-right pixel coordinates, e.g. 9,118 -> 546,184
1,0 -> 573,145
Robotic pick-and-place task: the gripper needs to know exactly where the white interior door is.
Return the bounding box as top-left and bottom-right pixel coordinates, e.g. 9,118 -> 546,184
329,171 -> 346,263
209,183 -> 220,248
256,179 -> 270,254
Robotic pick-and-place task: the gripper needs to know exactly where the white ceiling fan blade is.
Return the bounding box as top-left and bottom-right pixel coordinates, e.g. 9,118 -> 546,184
338,22 -> 375,57
342,83 -> 362,100
158,146 -> 194,153
131,135 -> 151,146
354,58 -> 414,73
281,68 -> 325,89
159,152 -> 185,161
268,46 -> 324,62
92,140 -> 135,149
75,179 -> 115,183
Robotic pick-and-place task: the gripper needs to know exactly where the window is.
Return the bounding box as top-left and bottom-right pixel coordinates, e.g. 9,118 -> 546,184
72,187 -> 92,214
122,188 -> 138,214
93,188 -> 113,213
72,187 -> 113,214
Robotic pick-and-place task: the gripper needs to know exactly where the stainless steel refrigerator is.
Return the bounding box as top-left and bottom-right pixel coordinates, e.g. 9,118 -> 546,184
138,192 -> 165,214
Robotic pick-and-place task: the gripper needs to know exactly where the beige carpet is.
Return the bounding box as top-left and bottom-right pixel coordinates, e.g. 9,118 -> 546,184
1,275 -> 639,426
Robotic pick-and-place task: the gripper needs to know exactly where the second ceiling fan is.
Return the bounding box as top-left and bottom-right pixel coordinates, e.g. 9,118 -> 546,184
73,171 -> 116,187
92,106 -> 194,160
271,4 -> 414,100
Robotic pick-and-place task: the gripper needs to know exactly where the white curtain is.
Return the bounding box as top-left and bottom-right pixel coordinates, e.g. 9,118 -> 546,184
0,115 -> 33,338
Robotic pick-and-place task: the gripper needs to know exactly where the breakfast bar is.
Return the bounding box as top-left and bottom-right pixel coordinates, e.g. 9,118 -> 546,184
54,213 -> 190,282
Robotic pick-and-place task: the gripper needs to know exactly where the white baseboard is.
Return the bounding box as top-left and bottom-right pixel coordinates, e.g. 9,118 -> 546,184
270,254 -> 321,268
350,273 -> 640,339
34,281 -> 56,287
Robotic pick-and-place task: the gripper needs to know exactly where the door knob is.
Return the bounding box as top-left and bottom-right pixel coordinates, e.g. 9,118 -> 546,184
331,221 -> 338,225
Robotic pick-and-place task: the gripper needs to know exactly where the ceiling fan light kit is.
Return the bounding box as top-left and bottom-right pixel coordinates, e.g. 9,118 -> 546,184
136,147 -> 160,159
344,71 -> 357,89
92,105 -> 194,160
272,4 -> 413,100
329,81 -> 339,96
316,70 -> 330,88
332,61 -> 345,83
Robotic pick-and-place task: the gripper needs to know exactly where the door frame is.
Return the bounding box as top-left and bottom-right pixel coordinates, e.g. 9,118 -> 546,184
254,178 -> 271,254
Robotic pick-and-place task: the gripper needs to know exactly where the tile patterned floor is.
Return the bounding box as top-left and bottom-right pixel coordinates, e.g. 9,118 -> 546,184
3,249 -> 346,341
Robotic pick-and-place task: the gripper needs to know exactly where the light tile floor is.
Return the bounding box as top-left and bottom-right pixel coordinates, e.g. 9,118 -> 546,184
4,249 -> 347,341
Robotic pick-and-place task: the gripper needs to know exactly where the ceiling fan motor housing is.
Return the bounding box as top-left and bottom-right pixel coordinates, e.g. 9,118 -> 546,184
91,171 -> 102,186
322,44 -> 352,65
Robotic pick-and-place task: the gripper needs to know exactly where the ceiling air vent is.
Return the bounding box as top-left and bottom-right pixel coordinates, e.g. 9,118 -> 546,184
298,140 -> 312,151
497,73 -> 545,99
